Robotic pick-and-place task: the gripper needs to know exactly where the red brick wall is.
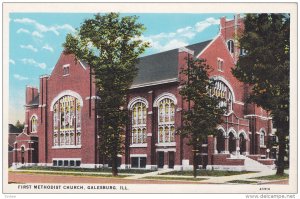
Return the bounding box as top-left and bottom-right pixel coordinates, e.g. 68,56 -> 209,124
45,53 -> 97,165
212,154 -> 245,166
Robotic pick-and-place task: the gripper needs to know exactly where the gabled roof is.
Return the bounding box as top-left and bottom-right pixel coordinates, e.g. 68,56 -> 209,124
9,124 -> 22,134
131,40 -> 212,88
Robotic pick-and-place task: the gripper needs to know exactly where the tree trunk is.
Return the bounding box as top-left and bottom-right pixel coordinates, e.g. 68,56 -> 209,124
111,154 -> 118,176
193,148 -> 197,178
276,129 -> 286,175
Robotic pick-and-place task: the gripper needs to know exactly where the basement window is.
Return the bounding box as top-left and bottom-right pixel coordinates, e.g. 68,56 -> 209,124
131,157 -> 146,168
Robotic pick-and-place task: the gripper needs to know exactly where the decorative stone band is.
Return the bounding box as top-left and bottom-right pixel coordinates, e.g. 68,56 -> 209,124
85,96 -> 101,100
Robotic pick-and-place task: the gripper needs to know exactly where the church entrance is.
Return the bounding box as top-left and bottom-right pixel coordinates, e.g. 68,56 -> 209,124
168,152 -> 174,169
21,146 -> 25,164
239,134 -> 246,154
157,152 -> 164,168
228,132 -> 236,154
216,130 -> 225,153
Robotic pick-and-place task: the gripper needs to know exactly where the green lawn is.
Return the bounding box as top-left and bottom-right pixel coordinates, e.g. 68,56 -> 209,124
227,180 -> 258,184
251,173 -> 289,180
18,166 -> 154,174
143,176 -> 208,181
161,170 -> 255,177
10,170 -> 130,178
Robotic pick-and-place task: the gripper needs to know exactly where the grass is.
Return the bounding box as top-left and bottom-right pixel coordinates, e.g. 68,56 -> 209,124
143,176 -> 208,181
18,166 -> 154,174
227,180 -> 258,184
10,170 -> 130,178
160,170 -> 255,177
251,173 -> 289,180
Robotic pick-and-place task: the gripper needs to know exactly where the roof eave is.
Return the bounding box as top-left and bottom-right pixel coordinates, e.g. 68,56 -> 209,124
130,78 -> 179,89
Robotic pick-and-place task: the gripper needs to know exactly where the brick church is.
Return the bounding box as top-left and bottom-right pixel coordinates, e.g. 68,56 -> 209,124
12,15 -> 277,171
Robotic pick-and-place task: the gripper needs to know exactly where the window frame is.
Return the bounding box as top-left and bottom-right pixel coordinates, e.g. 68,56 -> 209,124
52,95 -> 81,148
157,98 -> 175,143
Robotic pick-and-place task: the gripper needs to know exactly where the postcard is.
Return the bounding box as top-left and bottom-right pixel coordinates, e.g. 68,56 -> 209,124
2,2 -> 298,197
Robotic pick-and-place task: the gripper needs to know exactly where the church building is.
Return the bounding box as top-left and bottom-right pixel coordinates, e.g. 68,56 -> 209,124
12,15 -> 277,171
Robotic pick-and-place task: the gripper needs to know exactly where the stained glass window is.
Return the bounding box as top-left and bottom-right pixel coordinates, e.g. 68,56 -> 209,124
131,102 -> 147,144
260,131 -> 265,146
213,80 -> 233,113
158,98 -> 175,143
53,95 -> 81,147
31,116 -> 37,132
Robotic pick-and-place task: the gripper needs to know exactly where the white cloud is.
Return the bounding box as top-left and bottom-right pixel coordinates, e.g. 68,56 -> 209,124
14,74 -> 29,80
32,31 -> 43,38
14,18 -> 35,24
9,59 -> 16,65
38,63 -> 47,69
42,44 -> 54,52
155,39 -> 188,52
195,17 -> 219,32
20,44 -> 38,52
21,58 -> 47,69
142,17 -> 219,53
16,28 -> 30,34
14,17 -> 75,36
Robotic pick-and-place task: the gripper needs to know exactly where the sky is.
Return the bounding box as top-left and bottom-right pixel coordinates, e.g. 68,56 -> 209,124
9,13 -> 234,124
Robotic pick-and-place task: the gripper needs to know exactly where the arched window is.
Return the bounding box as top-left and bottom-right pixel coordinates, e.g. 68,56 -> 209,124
31,116 -> 37,132
131,102 -> 147,144
212,80 -> 233,113
227,40 -> 234,53
53,95 -> 81,147
158,98 -> 175,143
260,131 -> 265,146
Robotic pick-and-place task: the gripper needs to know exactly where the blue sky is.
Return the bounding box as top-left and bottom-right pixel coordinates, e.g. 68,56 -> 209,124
9,13 -> 234,124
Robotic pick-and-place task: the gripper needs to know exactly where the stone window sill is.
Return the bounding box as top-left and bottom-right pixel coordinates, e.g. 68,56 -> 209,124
130,143 -> 147,148
155,142 -> 176,147
52,145 -> 81,149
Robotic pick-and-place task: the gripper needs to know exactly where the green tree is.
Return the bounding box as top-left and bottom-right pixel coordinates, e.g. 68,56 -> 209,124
179,57 -> 226,178
15,120 -> 24,132
63,13 -> 149,176
232,14 -> 289,175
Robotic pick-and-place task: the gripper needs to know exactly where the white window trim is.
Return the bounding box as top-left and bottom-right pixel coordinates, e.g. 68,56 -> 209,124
260,130 -> 266,146
130,143 -> 147,148
155,142 -> 176,147
50,90 -> 83,111
128,97 -> 149,110
52,145 -> 82,149
153,92 -> 177,107
130,154 -> 147,157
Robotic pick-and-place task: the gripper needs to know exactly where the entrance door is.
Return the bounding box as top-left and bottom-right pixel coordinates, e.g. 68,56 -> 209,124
168,152 -> 174,169
21,146 -> 25,164
157,152 -> 164,168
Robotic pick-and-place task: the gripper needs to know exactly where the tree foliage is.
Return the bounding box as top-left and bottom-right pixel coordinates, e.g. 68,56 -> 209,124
179,57 -> 226,177
63,13 -> 149,176
15,120 -> 24,132
232,14 -> 290,175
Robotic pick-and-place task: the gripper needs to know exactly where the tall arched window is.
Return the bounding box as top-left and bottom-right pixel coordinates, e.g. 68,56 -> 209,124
53,95 -> 81,147
212,80 -> 233,113
227,40 -> 234,53
158,98 -> 175,143
260,131 -> 265,146
131,102 -> 147,144
31,116 -> 37,132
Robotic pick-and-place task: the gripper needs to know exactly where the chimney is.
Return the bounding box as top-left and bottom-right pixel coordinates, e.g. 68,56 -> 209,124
25,86 -> 39,105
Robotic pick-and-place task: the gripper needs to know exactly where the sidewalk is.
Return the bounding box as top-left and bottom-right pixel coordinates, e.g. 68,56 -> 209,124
124,169 -> 173,179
